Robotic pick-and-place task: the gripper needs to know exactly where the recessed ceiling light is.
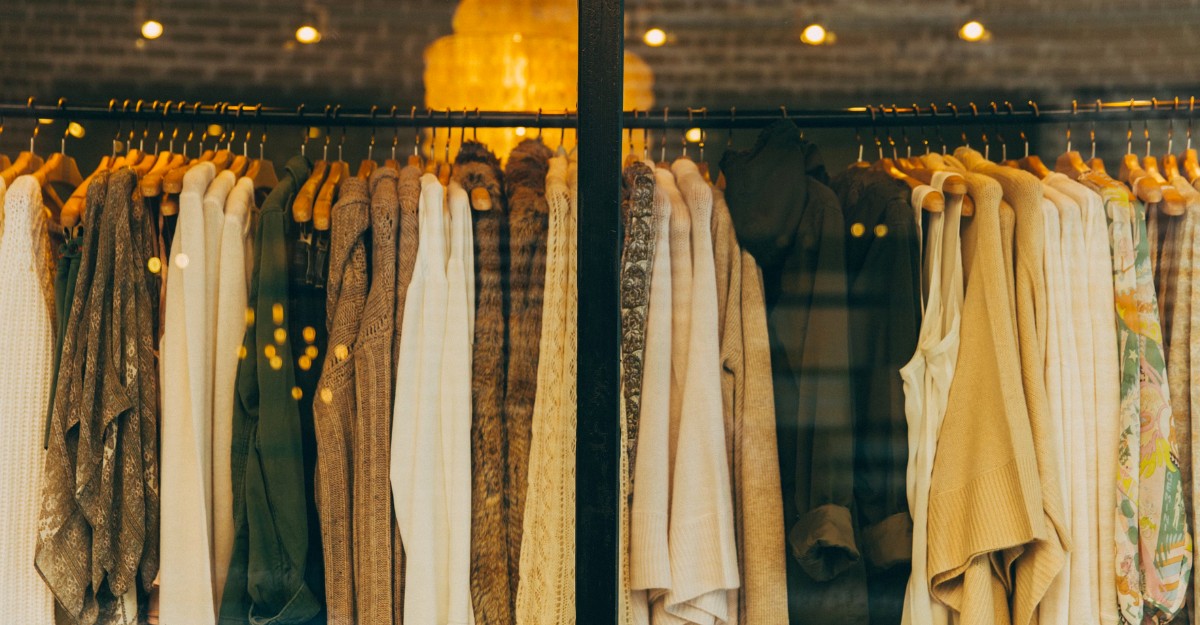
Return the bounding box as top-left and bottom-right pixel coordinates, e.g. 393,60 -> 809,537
643,28 -> 667,47
959,20 -> 987,42
801,23 -> 828,46
296,25 -> 321,44
141,20 -> 164,40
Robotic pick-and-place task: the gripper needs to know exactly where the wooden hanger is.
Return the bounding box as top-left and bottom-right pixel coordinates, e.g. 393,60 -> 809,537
873,157 -> 944,212
313,161 -> 347,231
1,122 -> 46,185
246,119 -> 278,189
1143,153 -> 1186,215
31,127 -> 85,213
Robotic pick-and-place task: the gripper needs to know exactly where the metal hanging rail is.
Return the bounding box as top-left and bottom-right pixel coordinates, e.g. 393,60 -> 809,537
3,97 -> 1197,131
0,99 -> 578,128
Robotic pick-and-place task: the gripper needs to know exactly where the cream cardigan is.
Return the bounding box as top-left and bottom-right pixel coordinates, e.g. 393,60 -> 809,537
211,176 -> 256,609
159,162 -> 219,625
660,158 -> 740,624
0,176 -> 56,625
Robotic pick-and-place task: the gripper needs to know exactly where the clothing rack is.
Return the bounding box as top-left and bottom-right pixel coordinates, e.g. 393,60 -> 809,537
7,86 -> 1200,625
2,97 -> 1197,130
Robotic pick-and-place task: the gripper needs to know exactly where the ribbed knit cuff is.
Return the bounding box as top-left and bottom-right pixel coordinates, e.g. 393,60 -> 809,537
862,512 -> 912,570
787,503 -> 860,582
629,510 -> 672,591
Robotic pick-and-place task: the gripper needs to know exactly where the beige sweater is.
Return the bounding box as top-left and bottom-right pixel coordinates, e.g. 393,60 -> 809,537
926,161 -> 1046,625
958,149 -> 1069,625
711,186 -> 788,625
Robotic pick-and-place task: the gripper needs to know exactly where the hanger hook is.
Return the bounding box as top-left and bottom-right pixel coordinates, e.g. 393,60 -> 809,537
536,108 -> 543,140
628,108 -> 637,157
426,108 -> 436,162
473,107 -> 480,141
683,108 -> 694,156
560,108 -> 568,149
1188,97 -> 1195,152
699,108 -> 708,162
411,106 -> 420,158
727,106 -> 735,148
661,107 -> 669,163
368,105 -> 378,160
445,108 -> 452,163
780,105 -> 788,120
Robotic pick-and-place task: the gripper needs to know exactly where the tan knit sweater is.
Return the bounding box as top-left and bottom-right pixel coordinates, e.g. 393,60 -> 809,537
711,187 -> 788,625
313,178 -> 370,625
957,149 -> 1069,625
926,162 -> 1046,625
352,168 -> 401,625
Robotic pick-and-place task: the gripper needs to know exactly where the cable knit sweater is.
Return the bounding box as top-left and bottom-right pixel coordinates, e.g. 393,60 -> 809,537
314,178 -> 370,625
504,139 -> 553,603
516,152 -> 578,624
353,167 -> 401,625
455,142 -> 512,625
0,176 -> 56,625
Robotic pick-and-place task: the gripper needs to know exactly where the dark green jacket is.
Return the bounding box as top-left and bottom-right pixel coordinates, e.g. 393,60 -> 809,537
220,156 -> 322,625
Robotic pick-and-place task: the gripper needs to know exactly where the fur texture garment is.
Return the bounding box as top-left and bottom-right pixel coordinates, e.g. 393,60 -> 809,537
456,141 -> 514,625
503,139 -> 553,606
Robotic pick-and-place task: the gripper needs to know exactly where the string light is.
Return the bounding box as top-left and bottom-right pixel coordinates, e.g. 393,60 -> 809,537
141,20 -> 164,40
801,23 -> 829,46
295,25 -> 321,44
643,28 -> 667,47
959,20 -> 988,42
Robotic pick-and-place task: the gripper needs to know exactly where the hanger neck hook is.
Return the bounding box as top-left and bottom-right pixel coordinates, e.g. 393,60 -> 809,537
661,107 -> 669,163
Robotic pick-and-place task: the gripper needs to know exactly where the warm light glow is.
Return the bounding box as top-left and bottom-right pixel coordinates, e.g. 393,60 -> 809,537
959,20 -> 986,42
424,0 -> 654,159
801,23 -> 828,45
295,25 -> 321,44
207,124 -> 223,138
67,122 -> 85,138
515,126 -> 527,137
643,28 -> 667,47
141,20 -> 163,40
37,118 -> 53,125
685,127 -> 703,143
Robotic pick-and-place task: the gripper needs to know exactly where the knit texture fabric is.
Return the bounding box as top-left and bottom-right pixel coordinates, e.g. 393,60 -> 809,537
212,177 -> 258,610
503,139 -> 553,603
0,176 -> 56,625
454,142 -> 513,625
352,167 -> 401,625
39,169 -> 160,624
516,153 -> 578,624
391,164 -> 422,622
315,177 -> 370,625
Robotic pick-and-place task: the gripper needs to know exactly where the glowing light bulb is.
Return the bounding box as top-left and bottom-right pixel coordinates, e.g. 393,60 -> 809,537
643,28 -> 667,47
141,20 -> 163,40
686,128 -> 703,143
801,23 -> 828,45
515,126 -> 527,137
68,122 -> 86,138
296,25 -> 321,44
959,20 -> 986,42
207,123 -> 223,137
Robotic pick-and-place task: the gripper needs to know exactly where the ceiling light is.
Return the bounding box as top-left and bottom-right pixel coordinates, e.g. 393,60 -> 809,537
643,28 -> 667,47
141,20 -> 164,40
685,127 -> 703,143
801,23 -> 828,46
295,25 -> 321,44
959,20 -> 987,42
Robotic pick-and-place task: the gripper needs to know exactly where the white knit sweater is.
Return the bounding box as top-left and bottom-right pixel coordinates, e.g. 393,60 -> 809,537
211,176 -> 256,607
0,176 -> 56,625
160,162 -> 219,625
658,159 -> 740,625
391,174 -> 458,624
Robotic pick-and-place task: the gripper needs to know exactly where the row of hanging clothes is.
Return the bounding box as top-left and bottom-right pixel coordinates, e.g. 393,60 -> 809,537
616,107 -> 1200,625
0,103 -> 578,625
